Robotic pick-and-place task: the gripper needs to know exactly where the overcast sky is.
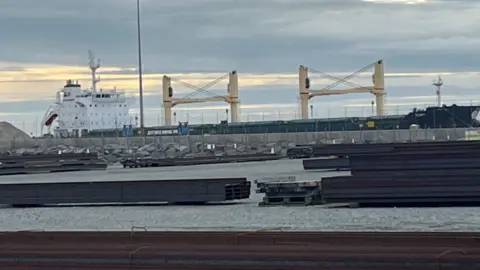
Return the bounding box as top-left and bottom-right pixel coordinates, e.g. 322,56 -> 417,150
1,0 -> 479,134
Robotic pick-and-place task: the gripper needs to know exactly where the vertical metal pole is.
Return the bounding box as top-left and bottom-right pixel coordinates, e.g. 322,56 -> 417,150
136,0 -> 145,136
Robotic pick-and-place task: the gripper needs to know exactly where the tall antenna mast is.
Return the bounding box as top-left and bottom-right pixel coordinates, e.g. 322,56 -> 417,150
432,75 -> 443,107
88,50 -> 101,93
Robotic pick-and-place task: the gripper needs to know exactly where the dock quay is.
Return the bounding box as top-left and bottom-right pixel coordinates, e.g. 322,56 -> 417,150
0,230 -> 478,269
0,177 -> 251,207
0,153 -> 106,175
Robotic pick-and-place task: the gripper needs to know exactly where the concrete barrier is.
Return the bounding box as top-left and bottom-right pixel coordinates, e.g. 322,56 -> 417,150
0,128 -> 471,151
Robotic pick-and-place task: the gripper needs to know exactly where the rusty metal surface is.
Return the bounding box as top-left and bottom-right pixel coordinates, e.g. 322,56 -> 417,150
0,231 -> 479,269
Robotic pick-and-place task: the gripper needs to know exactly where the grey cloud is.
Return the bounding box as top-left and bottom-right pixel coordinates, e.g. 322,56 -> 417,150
0,0 -> 479,74
0,66 -> 25,72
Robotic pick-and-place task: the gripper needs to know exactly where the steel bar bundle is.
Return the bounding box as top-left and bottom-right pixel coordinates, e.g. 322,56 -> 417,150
121,153 -> 284,168
0,178 -> 251,207
0,153 -> 106,175
349,152 -> 480,173
0,231 -> 478,269
320,140 -> 480,206
300,140 -> 480,171
302,157 -> 349,171
308,140 -> 480,157
322,175 -> 480,205
352,168 -> 480,177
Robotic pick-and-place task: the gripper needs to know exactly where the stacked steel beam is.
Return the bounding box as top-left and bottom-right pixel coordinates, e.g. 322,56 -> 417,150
0,231 -> 479,269
321,140 -> 480,206
0,153 -> 107,175
0,178 -> 251,207
302,157 -> 350,171
303,140 -> 480,171
121,153 -> 284,168
311,140 -> 480,157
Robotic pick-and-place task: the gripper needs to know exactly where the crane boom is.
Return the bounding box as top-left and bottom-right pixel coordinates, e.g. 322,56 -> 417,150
163,71 -> 239,125
299,60 -> 385,118
309,87 -> 384,99
171,96 -> 229,106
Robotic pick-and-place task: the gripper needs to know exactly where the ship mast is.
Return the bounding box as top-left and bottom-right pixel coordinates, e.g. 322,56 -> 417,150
432,75 -> 443,107
88,50 -> 101,93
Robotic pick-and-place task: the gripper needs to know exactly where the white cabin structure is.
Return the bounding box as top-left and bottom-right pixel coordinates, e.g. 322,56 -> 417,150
41,51 -> 136,137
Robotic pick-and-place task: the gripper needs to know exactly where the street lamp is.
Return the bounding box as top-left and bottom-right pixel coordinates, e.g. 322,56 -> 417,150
136,0 -> 145,136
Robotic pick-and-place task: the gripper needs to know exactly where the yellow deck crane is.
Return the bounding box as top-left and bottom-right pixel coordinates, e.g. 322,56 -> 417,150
298,60 -> 386,119
162,71 -> 239,126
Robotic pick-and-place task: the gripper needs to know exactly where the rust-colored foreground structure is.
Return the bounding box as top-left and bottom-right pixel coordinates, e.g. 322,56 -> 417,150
0,231 -> 479,269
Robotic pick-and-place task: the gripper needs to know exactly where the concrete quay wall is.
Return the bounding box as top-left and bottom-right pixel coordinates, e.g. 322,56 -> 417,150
0,128 -> 472,150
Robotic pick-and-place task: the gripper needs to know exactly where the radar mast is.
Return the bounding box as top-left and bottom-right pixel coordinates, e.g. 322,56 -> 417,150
432,76 -> 443,107
88,50 -> 101,93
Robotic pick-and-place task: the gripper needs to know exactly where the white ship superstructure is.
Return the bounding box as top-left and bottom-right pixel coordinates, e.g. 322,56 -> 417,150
41,51 -> 136,137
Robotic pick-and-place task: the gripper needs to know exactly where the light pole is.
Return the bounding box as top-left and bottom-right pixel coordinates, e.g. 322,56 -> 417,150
136,0 -> 145,136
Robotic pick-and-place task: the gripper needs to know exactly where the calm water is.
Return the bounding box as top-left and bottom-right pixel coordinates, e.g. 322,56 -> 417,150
0,160 -> 478,231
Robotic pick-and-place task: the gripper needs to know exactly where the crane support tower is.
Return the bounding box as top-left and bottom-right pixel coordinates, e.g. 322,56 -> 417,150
298,60 -> 386,119
162,71 -> 239,126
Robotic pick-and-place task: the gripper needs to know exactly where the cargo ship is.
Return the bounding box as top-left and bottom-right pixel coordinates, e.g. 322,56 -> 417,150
42,52 -> 478,137
80,104 -> 480,137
